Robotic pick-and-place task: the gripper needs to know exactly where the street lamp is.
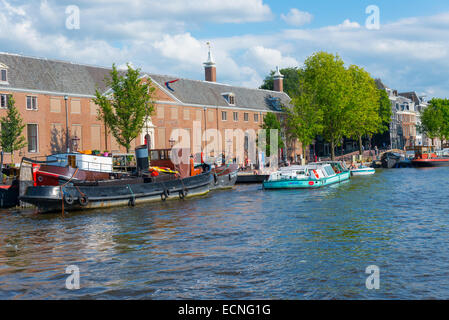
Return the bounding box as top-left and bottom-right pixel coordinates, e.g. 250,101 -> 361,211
64,95 -> 70,153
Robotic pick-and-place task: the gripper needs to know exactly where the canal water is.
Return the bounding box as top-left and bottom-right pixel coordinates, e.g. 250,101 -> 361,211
1,167 -> 449,299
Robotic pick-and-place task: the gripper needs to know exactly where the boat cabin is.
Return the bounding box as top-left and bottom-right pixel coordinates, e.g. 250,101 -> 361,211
406,146 -> 437,159
268,164 -> 338,181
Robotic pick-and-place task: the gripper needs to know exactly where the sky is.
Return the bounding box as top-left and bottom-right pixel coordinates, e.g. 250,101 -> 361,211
1,0 -> 449,98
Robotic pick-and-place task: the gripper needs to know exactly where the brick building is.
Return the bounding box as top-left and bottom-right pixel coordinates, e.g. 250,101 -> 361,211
0,51 -> 298,165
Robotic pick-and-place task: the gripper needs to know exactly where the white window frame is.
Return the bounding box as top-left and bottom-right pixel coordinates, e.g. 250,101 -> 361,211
0,69 -> 7,83
26,96 -> 38,111
254,113 -> 259,122
244,113 -> 249,122
221,111 -> 227,121
27,123 -> 39,153
0,94 -> 10,109
222,92 -> 236,106
233,112 -> 238,122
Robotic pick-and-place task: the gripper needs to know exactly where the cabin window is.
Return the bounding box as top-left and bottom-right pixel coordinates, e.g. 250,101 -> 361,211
150,150 -> 160,160
26,96 -> 38,110
27,124 -> 39,153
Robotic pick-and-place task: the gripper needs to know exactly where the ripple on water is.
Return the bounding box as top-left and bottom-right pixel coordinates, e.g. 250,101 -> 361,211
1,167 -> 449,299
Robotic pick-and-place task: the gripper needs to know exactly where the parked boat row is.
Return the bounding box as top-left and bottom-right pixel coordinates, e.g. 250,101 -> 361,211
379,146 -> 449,168
0,146 -> 239,213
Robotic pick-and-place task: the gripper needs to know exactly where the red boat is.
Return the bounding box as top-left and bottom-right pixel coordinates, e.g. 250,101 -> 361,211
409,146 -> 449,167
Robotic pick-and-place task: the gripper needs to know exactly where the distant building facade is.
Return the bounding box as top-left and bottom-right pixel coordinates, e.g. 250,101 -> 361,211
376,80 -> 430,150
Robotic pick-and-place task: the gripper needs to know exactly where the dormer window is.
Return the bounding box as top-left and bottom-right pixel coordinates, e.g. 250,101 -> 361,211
222,93 -> 235,106
267,96 -> 282,111
0,63 -> 8,83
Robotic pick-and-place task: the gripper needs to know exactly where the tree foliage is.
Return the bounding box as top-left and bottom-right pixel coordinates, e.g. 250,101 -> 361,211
419,98 -> 449,144
260,67 -> 302,97
0,97 -> 27,163
346,65 -> 382,155
300,52 -> 352,160
377,88 -> 392,133
260,112 -> 284,157
287,70 -> 323,159
261,52 -> 393,160
94,64 -> 155,153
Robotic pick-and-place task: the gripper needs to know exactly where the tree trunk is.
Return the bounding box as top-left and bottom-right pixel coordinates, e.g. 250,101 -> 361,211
104,124 -> 108,151
359,135 -> 363,155
331,140 -> 335,161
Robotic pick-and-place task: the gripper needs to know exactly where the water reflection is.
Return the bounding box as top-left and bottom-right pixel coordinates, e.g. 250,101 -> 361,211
1,167 -> 449,299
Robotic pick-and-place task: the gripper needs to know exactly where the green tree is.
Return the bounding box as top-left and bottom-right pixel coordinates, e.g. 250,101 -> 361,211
260,112 -> 285,157
419,98 -> 449,145
260,67 -> 301,97
301,52 -> 352,160
346,65 -> 382,155
377,88 -> 392,133
0,97 -> 26,163
94,64 -> 155,153
287,71 -> 323,161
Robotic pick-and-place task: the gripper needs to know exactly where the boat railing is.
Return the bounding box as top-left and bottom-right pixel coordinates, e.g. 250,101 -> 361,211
26,154 -> 136,174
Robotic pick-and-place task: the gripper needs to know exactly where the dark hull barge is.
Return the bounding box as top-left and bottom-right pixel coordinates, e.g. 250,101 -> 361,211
20,164 -> 212,213
210,163 -> 238,190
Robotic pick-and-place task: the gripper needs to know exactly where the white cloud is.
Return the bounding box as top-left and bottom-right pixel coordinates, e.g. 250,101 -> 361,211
244,46 -> 298,72
281,8 -> 313,27
153,33 -> 204,66
3,1 -> 449,97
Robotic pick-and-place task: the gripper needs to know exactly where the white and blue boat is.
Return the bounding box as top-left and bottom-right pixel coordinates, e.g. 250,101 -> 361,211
350,166 -> 375,176
263,162 -> 351,190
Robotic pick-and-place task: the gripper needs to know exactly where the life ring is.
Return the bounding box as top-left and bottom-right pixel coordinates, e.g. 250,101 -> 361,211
312,170 -> 319,179
64,194 -> 74,205
128,197 -> 136,207
79,196 -> 89,207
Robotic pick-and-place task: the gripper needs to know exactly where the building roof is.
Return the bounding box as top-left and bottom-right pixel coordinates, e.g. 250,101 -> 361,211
0,52 -> 291,112
398,92 -> 421,105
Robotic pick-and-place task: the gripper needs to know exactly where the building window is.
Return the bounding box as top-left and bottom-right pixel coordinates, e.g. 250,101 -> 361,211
254,114 -> 259,122
0,69 -> 6,82
221,111 -> 227,121
233,112 -> 238,121
26,96 -> 38,110
0,94 -> 10,109
222,93 -> 235,106
244,113 -> 249,122
27,124 -> 39,153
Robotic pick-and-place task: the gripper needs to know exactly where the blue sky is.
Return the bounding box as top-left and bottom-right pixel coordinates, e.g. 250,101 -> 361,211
2,0 -> 449,98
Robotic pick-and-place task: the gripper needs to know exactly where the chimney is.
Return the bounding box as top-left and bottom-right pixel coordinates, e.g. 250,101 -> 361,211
273,66 -> 284,92
204,42 -> 216,82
